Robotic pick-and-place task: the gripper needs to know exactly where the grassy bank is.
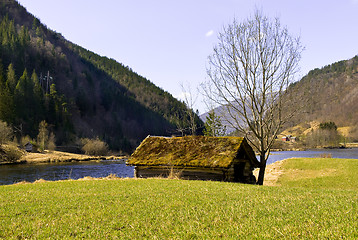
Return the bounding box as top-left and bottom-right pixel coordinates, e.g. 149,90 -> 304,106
0,158 -> 357,239
277,157 -> 358,190
0,148 -> 125,165
18,150 -> 121,164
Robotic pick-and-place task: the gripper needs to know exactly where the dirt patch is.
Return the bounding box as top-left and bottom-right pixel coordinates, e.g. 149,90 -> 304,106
254,159 -> 339,186
13,180 -> 30,185
77,176 -> 96,181
77,174 -> 122,181
254,159 -> 286,186
34,179 -> 48,184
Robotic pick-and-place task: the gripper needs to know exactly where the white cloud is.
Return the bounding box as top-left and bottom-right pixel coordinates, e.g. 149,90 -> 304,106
205,30 -> 214,37
351,0 -> 358,4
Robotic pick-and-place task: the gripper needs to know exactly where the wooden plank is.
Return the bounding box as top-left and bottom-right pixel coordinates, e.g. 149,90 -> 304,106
136,166 -> 228,181
135,162 -> 257,184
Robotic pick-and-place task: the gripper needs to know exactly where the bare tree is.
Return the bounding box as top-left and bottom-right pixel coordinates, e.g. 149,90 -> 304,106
179,82 -> 199,135
173,111 -> 187,137
37,120 -> 49,152
202,11 -> 303,185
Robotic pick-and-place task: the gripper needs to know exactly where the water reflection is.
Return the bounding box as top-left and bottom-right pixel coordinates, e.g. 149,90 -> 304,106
0,160 -> 134,185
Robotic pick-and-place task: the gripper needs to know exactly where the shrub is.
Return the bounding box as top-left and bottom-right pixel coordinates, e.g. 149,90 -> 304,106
319,153 -> 332,158
0,144 -> 24,163
0,121 -> 13,145
47,132 -> 56,151
81,138 -> 109,156
319,121 -> 337,131
167,167 -> 183,179
305,122 -> 342,148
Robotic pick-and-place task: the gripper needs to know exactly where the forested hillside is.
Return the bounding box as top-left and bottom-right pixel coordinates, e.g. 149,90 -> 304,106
285,55 -> 358,137
200,55 -> 358,142
0,0 -> 202,152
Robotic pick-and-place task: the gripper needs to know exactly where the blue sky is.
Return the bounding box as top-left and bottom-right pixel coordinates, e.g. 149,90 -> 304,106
17,0 -> 358,113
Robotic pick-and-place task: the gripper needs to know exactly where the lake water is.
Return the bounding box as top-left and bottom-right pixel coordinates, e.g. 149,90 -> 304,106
267,148 -> 358,164
1,148 -> 358,185
0,160 -> 134,185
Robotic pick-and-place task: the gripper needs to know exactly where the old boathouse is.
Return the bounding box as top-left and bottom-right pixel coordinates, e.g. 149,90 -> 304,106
127,135 -> 260,184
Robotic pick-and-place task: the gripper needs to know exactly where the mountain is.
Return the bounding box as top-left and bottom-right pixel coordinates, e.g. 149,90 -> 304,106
283,55 -> 358,139
287,55 -> 358,127
200,55 -> 358,140
0,0 -> 202,152
200,105 -> 238,134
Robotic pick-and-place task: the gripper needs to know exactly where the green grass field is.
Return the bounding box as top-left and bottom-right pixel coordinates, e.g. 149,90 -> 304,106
0,158 -> 357,239
278,157 -> 358,190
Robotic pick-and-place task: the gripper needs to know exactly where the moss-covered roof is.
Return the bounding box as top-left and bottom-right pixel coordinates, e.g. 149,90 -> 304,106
127,136 -> 259,168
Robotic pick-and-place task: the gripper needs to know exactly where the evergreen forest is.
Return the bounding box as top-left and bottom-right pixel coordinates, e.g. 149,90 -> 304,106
0,1 -> 202,153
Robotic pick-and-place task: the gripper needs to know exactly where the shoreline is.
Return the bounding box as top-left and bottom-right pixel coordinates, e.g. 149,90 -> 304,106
0,150 -> 127,165
253,159 -> 286,186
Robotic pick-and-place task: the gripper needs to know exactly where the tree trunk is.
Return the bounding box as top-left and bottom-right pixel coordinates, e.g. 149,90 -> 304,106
257,155 -> 267,185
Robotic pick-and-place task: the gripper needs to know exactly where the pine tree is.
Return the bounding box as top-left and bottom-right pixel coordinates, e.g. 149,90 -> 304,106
31,70 -> 44,126
0,64 -> 15,123
0,80 -> 14,123
6,63 -> 16,92
14,69 -> 29,123
14,69 -> 38,135
203,111 -> 226,137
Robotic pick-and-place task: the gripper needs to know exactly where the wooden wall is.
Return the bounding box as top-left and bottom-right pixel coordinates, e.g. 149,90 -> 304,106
135,166 -> 227,181
134,160 -> 257,184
